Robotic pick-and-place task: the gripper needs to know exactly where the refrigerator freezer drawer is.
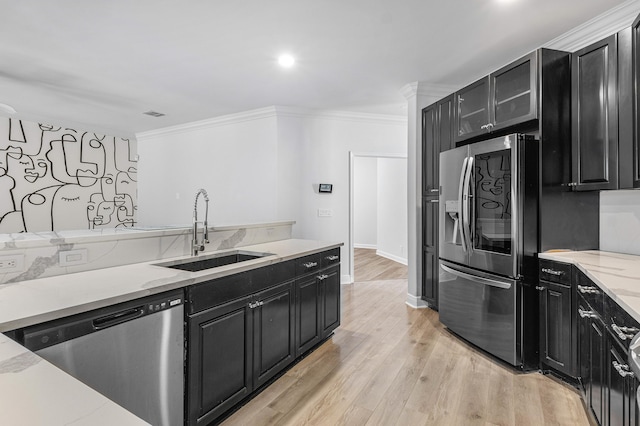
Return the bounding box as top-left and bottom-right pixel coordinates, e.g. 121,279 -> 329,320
439,261 -> 520,366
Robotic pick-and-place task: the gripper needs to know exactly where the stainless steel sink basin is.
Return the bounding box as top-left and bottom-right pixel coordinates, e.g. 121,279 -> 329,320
156,250 -> 273,272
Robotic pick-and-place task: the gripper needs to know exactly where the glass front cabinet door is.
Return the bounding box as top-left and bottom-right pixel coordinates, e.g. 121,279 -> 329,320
454,51 -> 538,144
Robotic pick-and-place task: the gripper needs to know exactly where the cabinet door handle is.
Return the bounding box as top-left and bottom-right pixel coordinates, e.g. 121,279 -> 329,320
430,199 -> 439,203
578,308 -> 597,319
429,188 -> 440,193
612,323 -> 639,341
613,360 -> 635,378
325,255 -> 339,261
249,301 -> 257,309
535,286 -> 546,291
542,268 -> 564,276
317,274 -> 329,281
303,262 -> 318,268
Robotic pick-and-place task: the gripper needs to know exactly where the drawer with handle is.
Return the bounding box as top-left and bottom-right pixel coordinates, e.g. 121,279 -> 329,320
322,248 -> 340,267
606,296 -> 640,349
575,268 -> 604,315
296,253 -> 322,276
539,259 -> 571,285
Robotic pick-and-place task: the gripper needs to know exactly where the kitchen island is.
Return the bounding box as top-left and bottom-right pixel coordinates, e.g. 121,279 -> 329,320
0,238 -> 341,426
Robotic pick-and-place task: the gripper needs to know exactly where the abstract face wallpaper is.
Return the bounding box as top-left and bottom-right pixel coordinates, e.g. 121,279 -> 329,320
0,118 -> 138,233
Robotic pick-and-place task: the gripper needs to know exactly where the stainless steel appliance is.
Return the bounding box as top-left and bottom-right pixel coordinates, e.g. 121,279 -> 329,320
439,134 -> 538,367
19,290 -> 184,426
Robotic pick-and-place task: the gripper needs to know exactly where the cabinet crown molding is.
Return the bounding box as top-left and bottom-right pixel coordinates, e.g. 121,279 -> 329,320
545,0 -> 640,52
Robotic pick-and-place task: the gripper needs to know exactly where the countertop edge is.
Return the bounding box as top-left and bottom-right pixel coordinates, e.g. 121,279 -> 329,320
538,250 -> 640,324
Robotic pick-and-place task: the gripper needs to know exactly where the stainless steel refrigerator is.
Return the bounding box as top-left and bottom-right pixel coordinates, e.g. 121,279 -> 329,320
438,133 -> 539,367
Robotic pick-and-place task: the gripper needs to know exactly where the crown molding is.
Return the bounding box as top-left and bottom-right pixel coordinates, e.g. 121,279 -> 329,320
545,0 -> 640,52
401,82 -> 458,102
136,105 -> 406,140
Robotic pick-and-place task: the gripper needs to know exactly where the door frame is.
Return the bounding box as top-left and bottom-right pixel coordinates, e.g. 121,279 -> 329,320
348,151 -> 408,283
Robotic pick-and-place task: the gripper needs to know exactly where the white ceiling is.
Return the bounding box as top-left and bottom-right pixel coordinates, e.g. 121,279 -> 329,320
0,0 -> 635,137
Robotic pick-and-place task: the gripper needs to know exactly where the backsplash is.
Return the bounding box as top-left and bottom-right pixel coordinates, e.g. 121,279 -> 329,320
0,118 -> 137,233
600,190 -> 640,255
0,222 -> 293,284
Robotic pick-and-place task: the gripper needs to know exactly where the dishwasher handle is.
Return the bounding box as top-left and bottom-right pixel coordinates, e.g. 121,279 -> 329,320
93,306 -> 145,330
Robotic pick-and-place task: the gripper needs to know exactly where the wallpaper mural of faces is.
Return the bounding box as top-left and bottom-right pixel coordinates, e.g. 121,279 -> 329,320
0,118 -> 138,233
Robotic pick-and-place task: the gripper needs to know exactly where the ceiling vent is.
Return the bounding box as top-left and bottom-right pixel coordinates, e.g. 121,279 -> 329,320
143,110 -> 165,117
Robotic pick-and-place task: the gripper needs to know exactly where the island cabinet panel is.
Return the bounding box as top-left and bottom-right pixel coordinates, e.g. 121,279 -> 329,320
252,281 -> 295,389
320,265 -> 341,338
188,296 -> 253,426
295,274 -> 321,355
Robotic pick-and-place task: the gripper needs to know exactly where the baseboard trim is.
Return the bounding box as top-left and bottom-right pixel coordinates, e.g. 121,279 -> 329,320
341,274 -> 353,284
354,244 -> 377,250
376,250 -> 408,266
406,293 -> 429,309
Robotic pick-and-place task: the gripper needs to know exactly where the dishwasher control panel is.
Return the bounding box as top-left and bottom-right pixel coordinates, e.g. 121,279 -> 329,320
18,289 -> 184,352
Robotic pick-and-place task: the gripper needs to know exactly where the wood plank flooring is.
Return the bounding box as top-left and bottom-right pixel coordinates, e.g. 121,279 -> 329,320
354,248 -> 407,281
221,253 -> 589,426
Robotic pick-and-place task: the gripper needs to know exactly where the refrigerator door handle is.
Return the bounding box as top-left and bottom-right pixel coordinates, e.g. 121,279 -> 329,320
462,156 -> 474,251
441,263 -> 512,289
457,157 -> 469,252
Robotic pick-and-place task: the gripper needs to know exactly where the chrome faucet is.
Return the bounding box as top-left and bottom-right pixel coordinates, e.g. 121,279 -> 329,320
192,189 -> 210,256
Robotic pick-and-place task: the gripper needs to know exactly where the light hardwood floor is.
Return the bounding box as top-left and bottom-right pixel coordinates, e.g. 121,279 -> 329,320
221,253 -> 589,426
354,248 -> 408,282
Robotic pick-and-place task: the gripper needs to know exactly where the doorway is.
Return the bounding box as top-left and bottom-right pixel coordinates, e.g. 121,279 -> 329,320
349,152 -> 408,283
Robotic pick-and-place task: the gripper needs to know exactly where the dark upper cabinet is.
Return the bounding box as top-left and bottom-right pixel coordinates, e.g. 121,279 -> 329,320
624,15 -> 640,188
454,51 -> 538,143
454,78 -> 490,142
422,94 -> 454,197
571,34 -> 619,191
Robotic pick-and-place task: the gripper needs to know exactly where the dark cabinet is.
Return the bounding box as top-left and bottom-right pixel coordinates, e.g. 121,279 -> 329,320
539,281 -> 573,374
252,281 -> 296,389
420,95 -> 452,309
186,250 -> 341,426
295,274 -> 321,355
571,34 -> 619,191
626,14 -> 640,188
538,260 -> 575,376
188,295 -> 253,425
320,265 -> 341,338
454,51 -> 538,143
608,336 -> 638,426
575,266 -> 640,426
422,198 -> 438,306
296,264 -> 341,355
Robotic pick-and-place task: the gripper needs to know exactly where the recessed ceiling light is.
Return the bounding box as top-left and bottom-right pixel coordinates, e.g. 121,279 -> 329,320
143,110 -> 165,117
278,54 -> 295,68
0,103 -> 17,114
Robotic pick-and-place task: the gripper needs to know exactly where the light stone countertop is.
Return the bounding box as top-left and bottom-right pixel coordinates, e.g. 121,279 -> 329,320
538,250 -> 640,323
0,237 -> 341,426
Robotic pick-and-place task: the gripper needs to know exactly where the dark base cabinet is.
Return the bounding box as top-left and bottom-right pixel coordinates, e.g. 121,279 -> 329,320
186,250 -> 341,426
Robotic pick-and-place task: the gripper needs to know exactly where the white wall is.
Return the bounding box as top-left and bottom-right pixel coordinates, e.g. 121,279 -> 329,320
288,112 -> 407,282
377,158 -> 408,264
353,157 -> 378,248
600,190 -> 640,255
137,107 -> 408,282
137,112 -> 279,226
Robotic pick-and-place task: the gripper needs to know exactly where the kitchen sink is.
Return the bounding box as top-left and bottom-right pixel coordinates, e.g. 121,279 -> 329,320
156,250 -> 273,272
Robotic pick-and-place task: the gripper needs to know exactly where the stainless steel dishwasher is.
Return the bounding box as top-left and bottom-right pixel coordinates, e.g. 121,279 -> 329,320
19,289 -> 184,426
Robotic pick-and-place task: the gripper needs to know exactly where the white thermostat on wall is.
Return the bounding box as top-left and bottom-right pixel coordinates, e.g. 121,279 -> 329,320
319,183 -> 333,193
